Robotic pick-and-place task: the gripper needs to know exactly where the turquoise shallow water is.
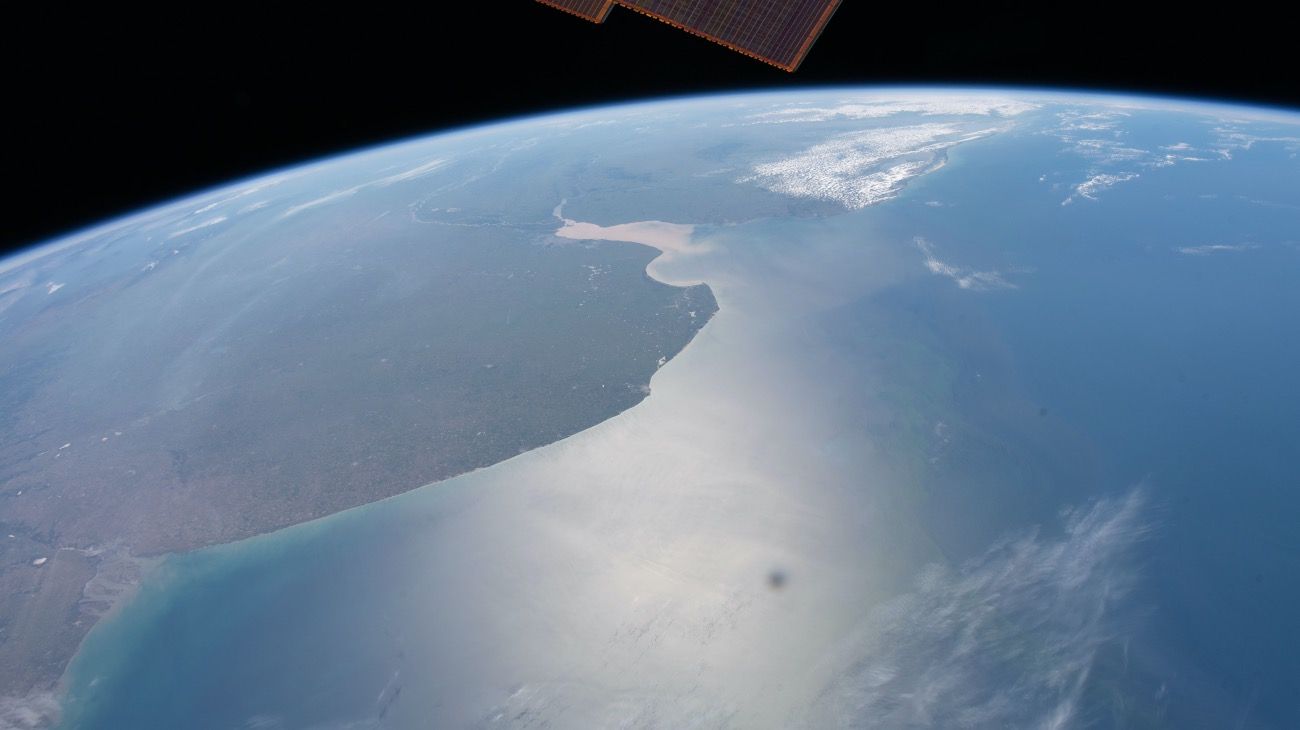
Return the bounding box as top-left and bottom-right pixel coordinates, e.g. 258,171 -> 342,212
51,92 -> 1300,728
62,486 -> 471,727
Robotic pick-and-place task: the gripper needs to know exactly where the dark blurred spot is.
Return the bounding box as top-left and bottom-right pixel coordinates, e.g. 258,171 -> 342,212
768,569 -> 787,590
1038,407 -> 1049,417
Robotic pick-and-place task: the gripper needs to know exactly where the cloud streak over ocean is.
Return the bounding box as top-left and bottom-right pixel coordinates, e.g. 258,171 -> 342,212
803,488 -> 1151,729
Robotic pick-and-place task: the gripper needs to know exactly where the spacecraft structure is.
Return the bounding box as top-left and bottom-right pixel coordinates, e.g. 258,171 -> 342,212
537,0 -> 842,71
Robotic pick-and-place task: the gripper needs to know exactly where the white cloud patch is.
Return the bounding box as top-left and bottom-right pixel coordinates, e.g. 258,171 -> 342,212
915,237 -> 1015,291
371,157 -> 448,187
279,157 -> 449,219
1063,173 -> 1140,205
1209,125 -> 1300,157
172,176 -> 289,221
1053,109 -> 1130,136
167,215 -> 228,239
1048,109 -> 1217,203
280,188 -> 360,218
747,97 -> 1038,124
741,124 -> 995,209
1176,243 -> 1260,256
1068,138 -> 1148,163
802,488 -> 1150,729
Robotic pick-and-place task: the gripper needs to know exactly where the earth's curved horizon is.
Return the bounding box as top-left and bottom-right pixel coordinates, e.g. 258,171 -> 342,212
1,87 -> 1298,729
12,84 -> 1300,255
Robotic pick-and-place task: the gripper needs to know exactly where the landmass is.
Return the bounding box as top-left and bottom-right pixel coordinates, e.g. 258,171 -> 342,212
0,197 -> 716,712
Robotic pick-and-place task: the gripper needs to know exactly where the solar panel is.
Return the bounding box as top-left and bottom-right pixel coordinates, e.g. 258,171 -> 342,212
537,0 -> 614,23
537,0 -> 841,71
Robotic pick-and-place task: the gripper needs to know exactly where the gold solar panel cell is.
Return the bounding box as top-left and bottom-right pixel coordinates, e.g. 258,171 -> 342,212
536,0 -> 841,71
619,0 -> 840,70
537,0 -> 614,23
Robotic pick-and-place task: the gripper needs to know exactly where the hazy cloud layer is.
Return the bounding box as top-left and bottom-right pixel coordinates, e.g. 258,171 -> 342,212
0,691 -> 59,730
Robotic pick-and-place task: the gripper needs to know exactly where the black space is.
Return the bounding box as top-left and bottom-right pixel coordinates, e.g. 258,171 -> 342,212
3,3 -> 1294,256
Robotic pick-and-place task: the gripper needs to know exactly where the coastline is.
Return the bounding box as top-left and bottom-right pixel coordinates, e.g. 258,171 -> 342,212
0,545 -> 157,730
46,221 -> 722,729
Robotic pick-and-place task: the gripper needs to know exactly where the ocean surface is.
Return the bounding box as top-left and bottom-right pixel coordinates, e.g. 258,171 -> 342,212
51,93 -> 1300,728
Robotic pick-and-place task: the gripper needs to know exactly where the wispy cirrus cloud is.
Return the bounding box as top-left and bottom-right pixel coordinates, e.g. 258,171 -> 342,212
914,237 -> 1015,291
371,157 -> 449,187
279,157 -> 448,219
1208,125 -> 1300,160
801,487 -> 1152,729
1175,242 -> 1260,256
167,215 -> 228,238
280,188 -> 360,218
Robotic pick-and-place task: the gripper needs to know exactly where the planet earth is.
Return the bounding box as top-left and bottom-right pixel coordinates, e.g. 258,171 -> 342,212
1,89 -> 1298,729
